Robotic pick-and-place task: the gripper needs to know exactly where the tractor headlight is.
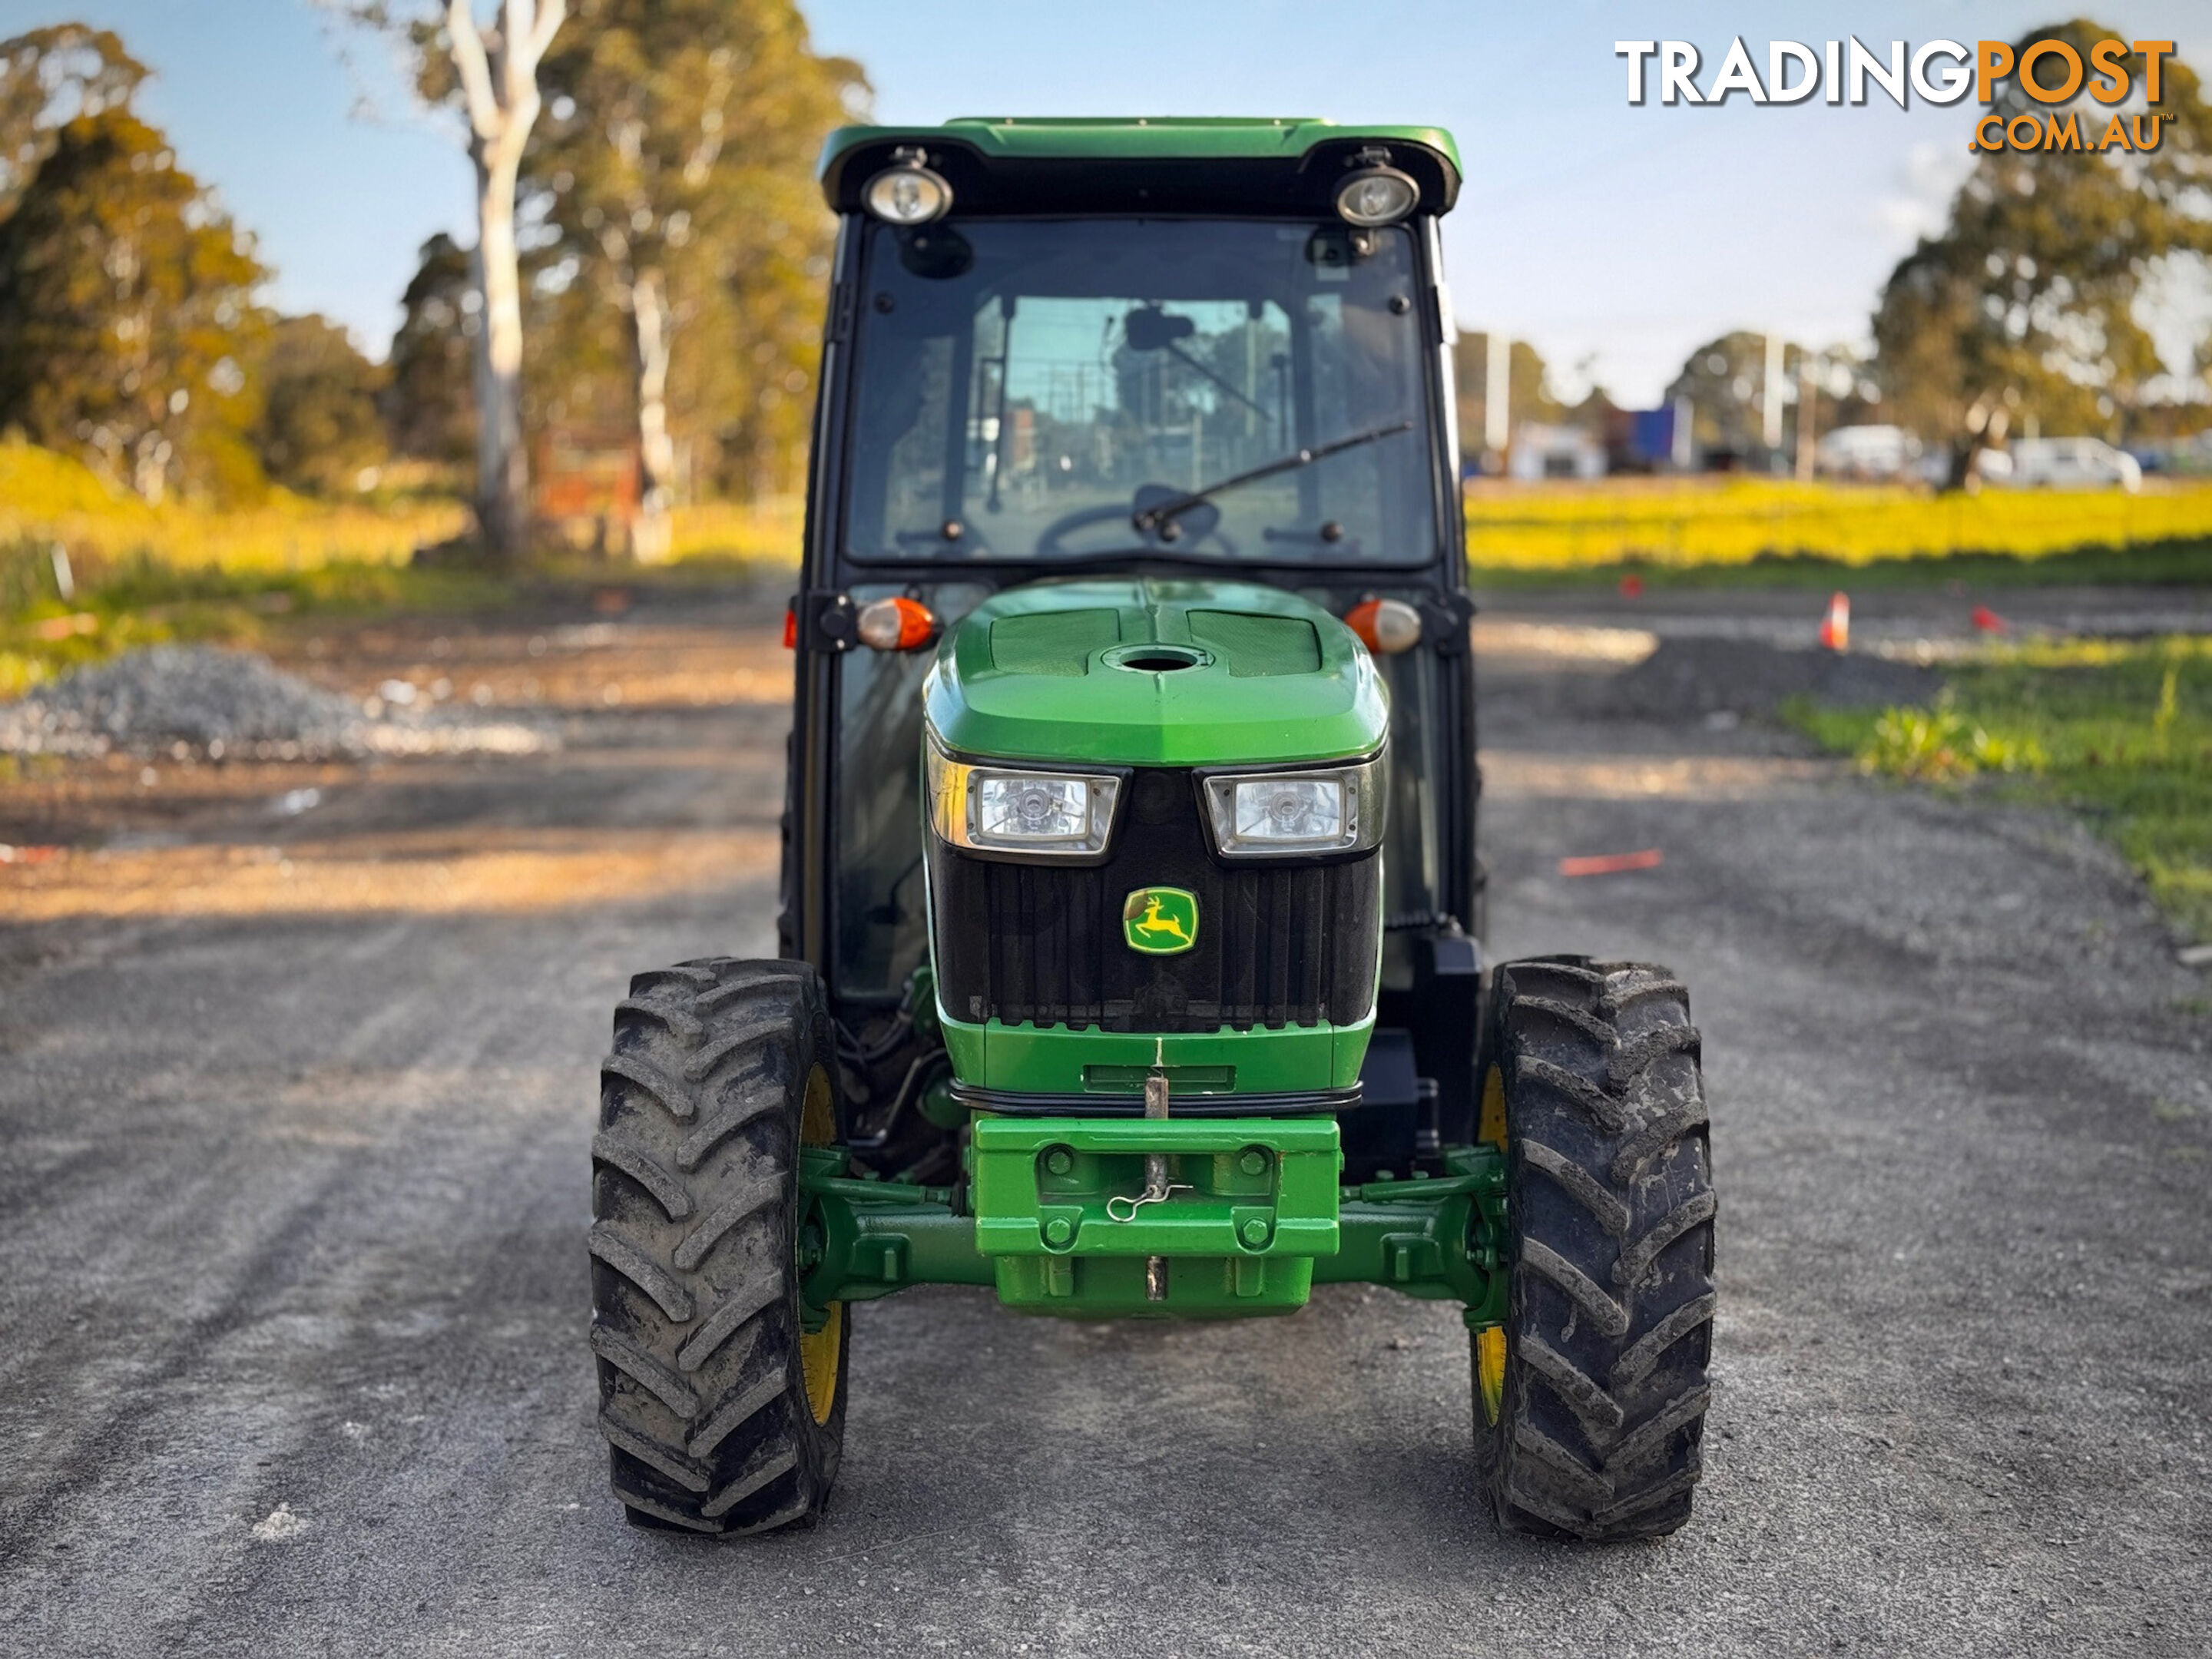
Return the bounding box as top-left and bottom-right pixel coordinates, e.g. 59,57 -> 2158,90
864,161 -> 952,225
928,741 -> 1120,857
1201,756 -> 1384,858
1334,167 -> 1419,227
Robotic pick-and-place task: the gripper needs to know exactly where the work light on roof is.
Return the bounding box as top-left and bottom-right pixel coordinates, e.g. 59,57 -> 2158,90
1334,166 -> 1419,227
864,153 -> 952,225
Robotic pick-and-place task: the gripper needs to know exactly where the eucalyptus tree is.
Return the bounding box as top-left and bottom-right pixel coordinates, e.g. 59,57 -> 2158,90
530,0 -> 862,555
0,24 -> 147,220
1873,23 -> 2212,487
326,1 -> 566,558
384,232 -> 478,465
256,315 -> 388,495
0,108 -> 267,502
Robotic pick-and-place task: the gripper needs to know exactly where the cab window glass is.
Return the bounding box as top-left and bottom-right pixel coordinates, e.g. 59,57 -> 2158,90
846,219 -> 1437,566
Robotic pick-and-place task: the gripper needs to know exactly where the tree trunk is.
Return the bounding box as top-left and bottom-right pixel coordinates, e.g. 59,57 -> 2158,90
629,266 -> 674,563
132,432 -> 170,505
470,138 -> 531,561
441,0 -> 565,565
1943,400 -> 2008,494
1793,356 -> 1818,482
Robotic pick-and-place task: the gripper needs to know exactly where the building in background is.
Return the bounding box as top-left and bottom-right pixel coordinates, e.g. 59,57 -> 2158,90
1601,397 -> 1694,474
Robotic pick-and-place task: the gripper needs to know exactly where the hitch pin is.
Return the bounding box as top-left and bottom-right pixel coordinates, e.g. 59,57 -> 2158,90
1104,1181 -> 1192,1223
1107,1062 -> 1191,1222
1110,1047 -> 1183,1300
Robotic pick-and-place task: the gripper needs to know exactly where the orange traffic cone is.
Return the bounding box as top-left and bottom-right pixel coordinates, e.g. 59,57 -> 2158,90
1818,591 -> 1850,652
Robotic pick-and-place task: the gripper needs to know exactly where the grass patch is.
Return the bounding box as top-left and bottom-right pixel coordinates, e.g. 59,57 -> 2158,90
1,536 -> 801,698
663,499 -> 805,565
0,438 -> 803,697
0,542 -> 527,697
1788,636 -> 2212,940
2,438 -> 803,571
0,438 -> 470,571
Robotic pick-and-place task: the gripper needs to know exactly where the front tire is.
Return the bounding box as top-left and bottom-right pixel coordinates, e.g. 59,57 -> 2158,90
588,957 -> 849,1535
1474,955 -> 1715,1540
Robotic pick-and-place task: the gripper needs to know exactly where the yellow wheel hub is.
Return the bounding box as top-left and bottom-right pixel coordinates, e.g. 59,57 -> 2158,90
1475,1326 -> 1506,1426
796,1062 -> 842,1426
1478,1062 -> 1508,1150
1475,1062 -> 1509,1428
799,1304 -> 843,1426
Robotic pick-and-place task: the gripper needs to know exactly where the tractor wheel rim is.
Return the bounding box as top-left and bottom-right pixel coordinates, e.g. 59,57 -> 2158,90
1476,1062 -> 1508,1428
797,1062 -> 841,1426
1476,1326 -> 1506,1427
1478,1062 -> 1508,1151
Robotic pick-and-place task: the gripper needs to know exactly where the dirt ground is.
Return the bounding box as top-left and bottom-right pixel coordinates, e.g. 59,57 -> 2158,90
1,581 -> 2207,1657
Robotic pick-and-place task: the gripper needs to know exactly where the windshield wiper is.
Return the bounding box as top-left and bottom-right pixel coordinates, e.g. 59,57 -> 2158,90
1131,419 -> 1414,536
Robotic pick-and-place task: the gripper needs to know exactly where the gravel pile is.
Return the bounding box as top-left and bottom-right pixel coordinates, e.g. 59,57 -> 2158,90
0,645 -> 555,760
1598,637 -> 1945,719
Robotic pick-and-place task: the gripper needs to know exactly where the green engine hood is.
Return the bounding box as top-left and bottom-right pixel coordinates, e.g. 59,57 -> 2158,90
923,578 -> 1387,767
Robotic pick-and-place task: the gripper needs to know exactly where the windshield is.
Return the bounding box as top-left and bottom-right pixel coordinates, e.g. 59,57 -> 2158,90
843,218 -> 1439,565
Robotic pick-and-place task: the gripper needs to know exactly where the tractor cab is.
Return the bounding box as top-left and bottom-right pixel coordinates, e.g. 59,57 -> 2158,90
790,119 -> 1483,1184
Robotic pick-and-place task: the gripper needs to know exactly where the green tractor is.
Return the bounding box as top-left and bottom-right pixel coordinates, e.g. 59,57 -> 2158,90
588,119 -> 1715,1541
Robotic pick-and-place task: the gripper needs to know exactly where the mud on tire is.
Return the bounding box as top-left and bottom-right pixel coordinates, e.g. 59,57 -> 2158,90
1474,955 -> 1715,1540
588,957 -> 849,1535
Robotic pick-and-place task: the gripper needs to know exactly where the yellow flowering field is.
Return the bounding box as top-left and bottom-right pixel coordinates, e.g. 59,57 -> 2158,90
0,442 -> 804,572
10,440 -> 2210,580
662,498 -> 806,565
1463,476 -> 2212,570
0,441 -> 468,571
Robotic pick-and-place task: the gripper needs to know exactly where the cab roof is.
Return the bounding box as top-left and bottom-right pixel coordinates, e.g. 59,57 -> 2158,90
818,118 -> 1462,220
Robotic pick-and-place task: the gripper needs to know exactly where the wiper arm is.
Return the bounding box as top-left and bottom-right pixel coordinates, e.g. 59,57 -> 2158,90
1131,419 -> 1414,535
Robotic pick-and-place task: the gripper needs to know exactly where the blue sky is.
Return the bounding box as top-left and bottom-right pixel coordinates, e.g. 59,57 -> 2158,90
4,1 -> 2207,403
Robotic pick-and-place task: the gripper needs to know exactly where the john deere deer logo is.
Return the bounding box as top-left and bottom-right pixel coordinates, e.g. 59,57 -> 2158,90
1123,886 -> 1198,955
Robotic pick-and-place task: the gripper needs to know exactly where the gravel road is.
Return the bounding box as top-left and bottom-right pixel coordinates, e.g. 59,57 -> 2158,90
2,588 -> 2207,1657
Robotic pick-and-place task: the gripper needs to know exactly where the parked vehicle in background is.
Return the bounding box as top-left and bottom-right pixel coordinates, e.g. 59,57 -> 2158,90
1816,423 -> 1922,482
1508,422 -> 1605,479
2003,437 -> 2141,492
2129,432 -> 2212,477
1971,447 -> 2013,485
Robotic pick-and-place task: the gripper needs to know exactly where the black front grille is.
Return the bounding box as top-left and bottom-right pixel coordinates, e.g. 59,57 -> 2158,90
929,768 -> 1380,1033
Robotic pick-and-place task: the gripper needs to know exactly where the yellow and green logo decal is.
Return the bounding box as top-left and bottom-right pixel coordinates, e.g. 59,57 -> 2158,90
1122,886 -> 1199,955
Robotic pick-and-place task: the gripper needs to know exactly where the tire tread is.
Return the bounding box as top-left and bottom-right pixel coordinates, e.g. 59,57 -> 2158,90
590,955 -> 847,1538
1478,956 -> 1717,1541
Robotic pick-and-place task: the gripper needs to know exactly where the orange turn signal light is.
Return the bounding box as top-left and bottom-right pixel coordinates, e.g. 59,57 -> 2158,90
856,595 -> 939,651
1344,597 -> 1422,654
